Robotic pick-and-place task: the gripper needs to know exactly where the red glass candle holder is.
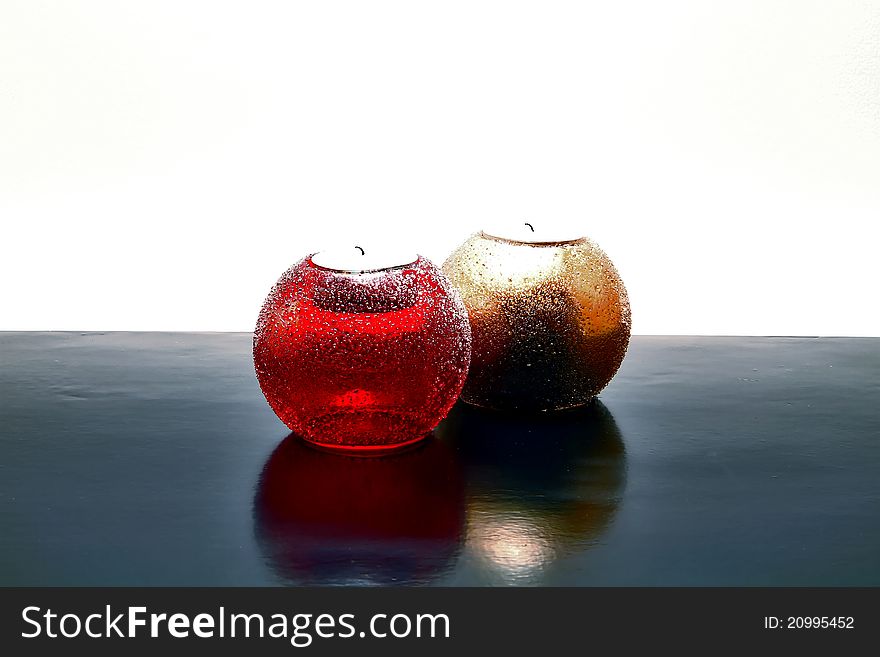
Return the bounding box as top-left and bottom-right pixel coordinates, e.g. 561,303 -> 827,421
254,254 -> 471,451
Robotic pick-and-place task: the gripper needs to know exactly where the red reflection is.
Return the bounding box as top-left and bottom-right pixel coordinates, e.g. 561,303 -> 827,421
254,434 -> 465,586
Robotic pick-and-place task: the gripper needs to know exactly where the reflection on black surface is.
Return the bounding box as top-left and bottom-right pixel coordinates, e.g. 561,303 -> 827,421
254,434 -> 465,586
437,400 -> 627,584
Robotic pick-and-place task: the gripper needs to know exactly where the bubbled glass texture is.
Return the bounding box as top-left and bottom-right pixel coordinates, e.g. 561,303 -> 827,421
254,256 -> 471,450
442,233 -> 631,412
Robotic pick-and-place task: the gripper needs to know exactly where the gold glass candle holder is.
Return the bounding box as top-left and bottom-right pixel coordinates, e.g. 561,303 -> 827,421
442,225 -> 631,411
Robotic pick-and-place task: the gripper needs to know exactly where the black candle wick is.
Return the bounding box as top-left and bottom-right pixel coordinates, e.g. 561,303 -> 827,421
355,246 -> 365,255
524,222 -> 535,232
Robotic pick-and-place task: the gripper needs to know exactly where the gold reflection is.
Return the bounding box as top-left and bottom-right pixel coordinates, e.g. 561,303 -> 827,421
468,508 -> 556,582
437,400 -> 626,585
443,232 -> 631,411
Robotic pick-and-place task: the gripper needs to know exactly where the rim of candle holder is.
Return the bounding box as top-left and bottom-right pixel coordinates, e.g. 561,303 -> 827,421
478,230 -> 587,247
308,253 -> 420,274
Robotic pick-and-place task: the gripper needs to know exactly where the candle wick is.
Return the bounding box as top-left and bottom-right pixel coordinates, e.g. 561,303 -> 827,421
355,246 -> 365,256
524,222 -> 535,232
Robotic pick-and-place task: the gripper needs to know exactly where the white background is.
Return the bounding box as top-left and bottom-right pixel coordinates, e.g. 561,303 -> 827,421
1,0 -> 878,335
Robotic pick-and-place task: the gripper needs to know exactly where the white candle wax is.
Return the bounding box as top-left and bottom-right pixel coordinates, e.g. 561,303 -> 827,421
481,220 -> 585,245
311,246 -> 418,273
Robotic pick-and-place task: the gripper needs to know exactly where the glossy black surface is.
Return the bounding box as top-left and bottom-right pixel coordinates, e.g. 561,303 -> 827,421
1,333 -> 878,586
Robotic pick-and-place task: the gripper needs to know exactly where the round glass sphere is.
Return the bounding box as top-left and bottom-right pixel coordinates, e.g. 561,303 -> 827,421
442,231 -> 630,411
254,254 -> 471,451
